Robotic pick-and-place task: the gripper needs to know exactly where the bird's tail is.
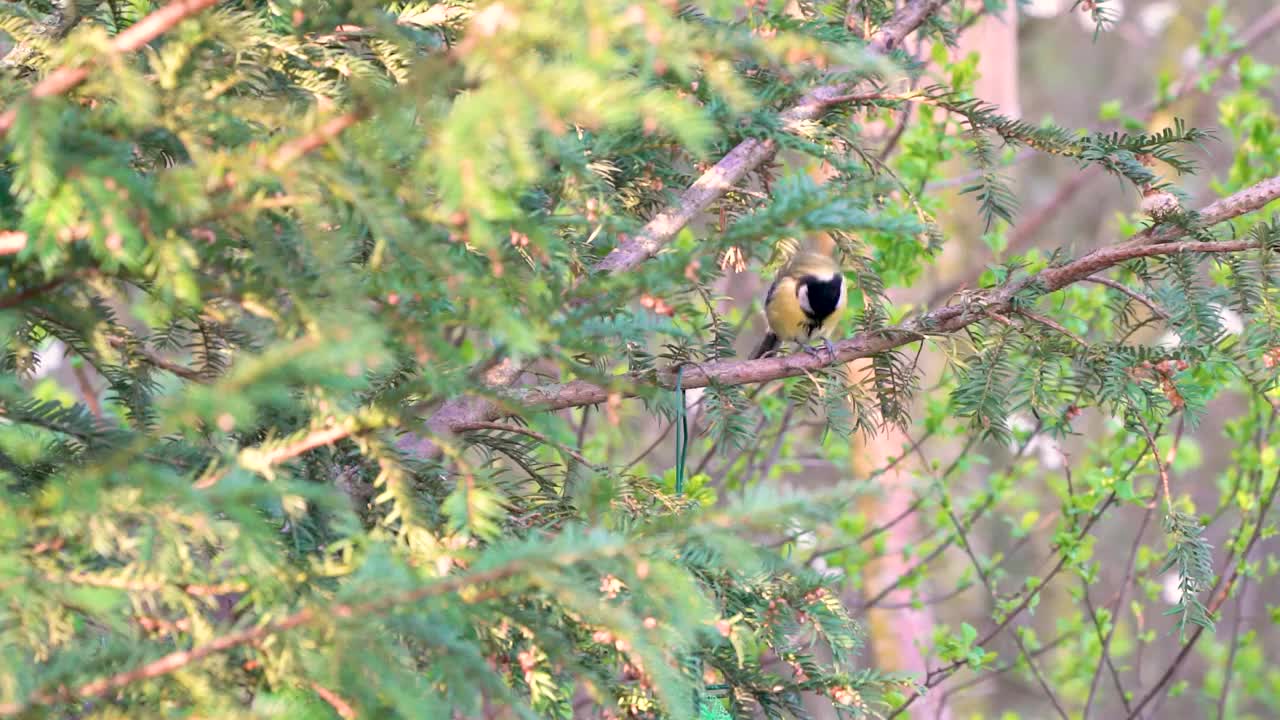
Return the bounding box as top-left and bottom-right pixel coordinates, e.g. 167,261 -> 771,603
748,331 -> 779,360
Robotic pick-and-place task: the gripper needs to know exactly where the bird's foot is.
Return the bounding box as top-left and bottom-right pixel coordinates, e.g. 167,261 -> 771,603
800,340 -> 838,363
822,338 -> 837,363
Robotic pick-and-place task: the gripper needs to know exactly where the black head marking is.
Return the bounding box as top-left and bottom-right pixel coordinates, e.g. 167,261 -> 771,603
797,273 -> 842,322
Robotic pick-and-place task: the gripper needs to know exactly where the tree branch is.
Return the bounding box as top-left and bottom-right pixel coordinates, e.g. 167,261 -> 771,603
426,172 -> 1280,433
0,0 -> 100,71
0,274 -> 76,309
412,5 -> 1280,465
927,4 -> 1280,305
593,0 -> 947,273
0,0 -> 222,138
265,111 -> 364,172
400,1 -> 950,462
1082,276 -> 1171,320
163,171 -> 1280,485
0,543 -> 619,718
453,421 -> 596,468
1122,466 -> 1280,719
1081,506 -> 1152,718
399,358 -> 526,461
886,493 -> 1120,719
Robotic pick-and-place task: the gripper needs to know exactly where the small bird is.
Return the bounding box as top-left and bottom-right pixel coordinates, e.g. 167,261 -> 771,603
748,251 -> 848,361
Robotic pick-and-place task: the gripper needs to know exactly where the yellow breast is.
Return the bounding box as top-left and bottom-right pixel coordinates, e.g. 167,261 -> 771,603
765,276 -> 814,343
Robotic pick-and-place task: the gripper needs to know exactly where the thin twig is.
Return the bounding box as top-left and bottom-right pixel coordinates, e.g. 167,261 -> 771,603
1133,414 -> 1171,508
933,631 -> 1075,711
961,497 -> 1115,662
264,111 -> 364,172
592,0 -> 947,274
45,571 -> 247,598
196,422 -> 361,489
1123,466 -> 1280,720
890,447 -> 1137,720
857,490 -> 995,609
70,363 -> 101,418
1082,507 -> 1151,718
874,511 -> 1058,611
712,412 -> 773,488
0,551 -> 574,717
926,4 -> 1280,305
941,502 -> 1071,720
1016,309 -> 1089,345
744,402 -> 795,488
107,336 -> 207,382
1082,276 -> 1172,319
574,405 -> 591,452
454,421 -> 595,468
0,0 -> 222,138
1215,572 -> 1249,720
622,420 -> 676,472
0,274 -> 76,309
878,103 -> 915,161
1162,6 -> 1280,107
310,682 -> 357,720
808,432 -> 966,561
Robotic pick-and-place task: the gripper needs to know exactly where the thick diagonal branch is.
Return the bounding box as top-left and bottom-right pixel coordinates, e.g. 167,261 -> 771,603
594,0 -> 947,273
441,174 -> 1280,427
407,0 -> 950,461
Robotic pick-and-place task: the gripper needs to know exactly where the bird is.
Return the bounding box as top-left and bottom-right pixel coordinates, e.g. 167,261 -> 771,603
748,251 -> 848,362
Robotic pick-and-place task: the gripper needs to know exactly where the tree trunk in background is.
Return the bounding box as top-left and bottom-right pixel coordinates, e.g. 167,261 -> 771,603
852,5 -> 1019,720
848,412 -> 949,720
965,1 -> 1021,120
741,5 -> 1019,717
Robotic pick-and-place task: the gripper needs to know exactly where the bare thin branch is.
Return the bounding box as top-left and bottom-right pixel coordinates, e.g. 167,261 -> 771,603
942,503 -> 1071,720
45,571 -> 247,598
1123,467 -> 1280,719
0,274 -> 77,309
1082,507 -> 1152,718
1083,276 -> 1172,319
888,493 -> 1119,718
310,683 -> 357,720
1016,309 -> 1089,345
1162,6 -> 1280,107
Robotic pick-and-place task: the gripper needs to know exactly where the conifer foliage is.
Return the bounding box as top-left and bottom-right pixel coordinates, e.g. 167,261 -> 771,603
2,1 -> 1280,719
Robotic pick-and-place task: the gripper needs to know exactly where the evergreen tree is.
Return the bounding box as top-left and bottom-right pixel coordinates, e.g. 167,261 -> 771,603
1,1 -> 1278,719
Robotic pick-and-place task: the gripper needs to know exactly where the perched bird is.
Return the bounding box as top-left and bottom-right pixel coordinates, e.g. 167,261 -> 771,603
748,251 -> 847,361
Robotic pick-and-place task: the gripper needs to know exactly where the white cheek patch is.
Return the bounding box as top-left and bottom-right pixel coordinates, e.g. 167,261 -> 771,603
797,283 -> 813,315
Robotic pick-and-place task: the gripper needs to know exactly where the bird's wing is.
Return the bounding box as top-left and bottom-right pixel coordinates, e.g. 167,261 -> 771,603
764,275 -> 781,308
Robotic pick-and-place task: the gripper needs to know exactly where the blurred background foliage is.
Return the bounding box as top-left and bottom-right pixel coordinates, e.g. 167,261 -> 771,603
1,1 -> 1279,719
